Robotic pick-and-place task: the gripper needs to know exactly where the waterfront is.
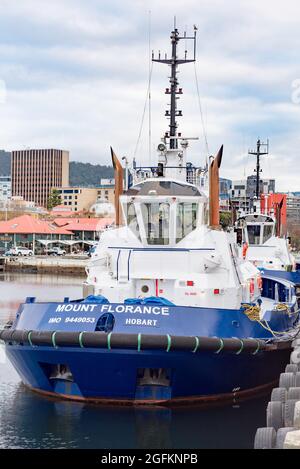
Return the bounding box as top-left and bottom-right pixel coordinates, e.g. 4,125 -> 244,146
0,273 -> 269,449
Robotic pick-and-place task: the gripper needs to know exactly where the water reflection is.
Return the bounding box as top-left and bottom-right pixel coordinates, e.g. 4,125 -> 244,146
0,355 -> 268,449
0,272 -> 83,327
0,273 -> 267,449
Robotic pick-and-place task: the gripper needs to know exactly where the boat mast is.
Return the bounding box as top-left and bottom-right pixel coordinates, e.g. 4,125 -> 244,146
248,139 -> 269,199
152,23 -> 197,150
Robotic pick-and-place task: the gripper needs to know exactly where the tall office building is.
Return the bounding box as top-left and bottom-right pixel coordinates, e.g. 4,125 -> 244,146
0,176 -> 11,202
11,149 -> 69,208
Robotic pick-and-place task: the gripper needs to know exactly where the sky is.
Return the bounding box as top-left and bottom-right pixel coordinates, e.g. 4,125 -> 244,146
0,0 -> 300,190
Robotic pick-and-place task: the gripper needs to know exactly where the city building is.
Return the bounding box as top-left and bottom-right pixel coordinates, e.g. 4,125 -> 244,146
246,175 -> 275,199
0,214 -> 114,252
0,176 -> 11,202
90,199 -> 115,217
0,150 -> 11,177
219,178 -> 232,211
0,214 -> 72,252
286,193 -> 300,225
54,217 -> 114,243
56,185 -> 115,213
230,177 -> 276,212
50,205 -> 75,217
11,149 -> 69,208
97,184 -> 115,205
100,178 -> 115,186
231,179 -> 249,211
56,187 -> 99,213
261,193 -> 287,235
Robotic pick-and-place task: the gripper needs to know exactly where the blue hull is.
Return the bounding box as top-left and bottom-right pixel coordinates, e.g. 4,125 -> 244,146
6,344 -> 290,404
3,296 -> 299,404
260,268 -> 300,285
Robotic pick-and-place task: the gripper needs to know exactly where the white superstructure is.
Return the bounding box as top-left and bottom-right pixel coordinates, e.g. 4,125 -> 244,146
84,26 -> 263,312
236,210 -> 294,271
85,141 -> 262,311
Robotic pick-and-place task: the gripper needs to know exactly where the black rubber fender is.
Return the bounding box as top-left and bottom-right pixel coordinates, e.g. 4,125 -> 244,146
0,328 -> 291,355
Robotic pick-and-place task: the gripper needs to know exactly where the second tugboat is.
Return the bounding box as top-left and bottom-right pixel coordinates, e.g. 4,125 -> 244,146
1,26 -> 300,405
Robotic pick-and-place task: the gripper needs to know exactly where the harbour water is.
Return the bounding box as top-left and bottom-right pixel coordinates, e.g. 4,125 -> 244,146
0,273 -> 269,449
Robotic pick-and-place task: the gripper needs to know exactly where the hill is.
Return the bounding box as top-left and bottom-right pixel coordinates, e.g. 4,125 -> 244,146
69,162 -> 114,187
0,153 -> 114,187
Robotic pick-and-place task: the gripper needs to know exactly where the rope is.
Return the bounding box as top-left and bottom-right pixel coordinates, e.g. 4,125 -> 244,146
166,335 -> 172,352
137,333 -> 142,352
79,332 -> 84,348
252,340 -> 261,355
236,339 -> 244,355
274,303 -> 291,315
51,332 -> 57,348
193,62 -> 210,160
192,336 -> 200,353
28,331 -> 33,347
257,319 -> 289,338
215,338 -> 224,354
148,10 -> 152,165
134,62 -> 154,159
107,333 -> 112,351
241,303 -> 292,337
241,304 -> 261,322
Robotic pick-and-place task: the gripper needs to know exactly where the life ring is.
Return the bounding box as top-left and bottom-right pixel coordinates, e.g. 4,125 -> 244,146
242,242 -> 249,259
249,278 -> 255,295
257,276 -> 263,290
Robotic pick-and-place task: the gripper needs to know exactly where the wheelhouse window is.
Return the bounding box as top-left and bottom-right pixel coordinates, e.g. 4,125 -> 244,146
247,225 -> 261,245
176,203 -> 198,243
126,202 -> 140,240
263,224 -> 274,243
141,203 -> 170,245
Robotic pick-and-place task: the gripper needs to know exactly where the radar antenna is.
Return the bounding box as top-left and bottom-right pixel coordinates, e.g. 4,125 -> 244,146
152,25 -> 197,150
248,139 -> 269,199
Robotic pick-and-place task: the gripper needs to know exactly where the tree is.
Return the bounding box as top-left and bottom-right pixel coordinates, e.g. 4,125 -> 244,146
47,189 -> 62,210
220,211 -> 232,230
287,224 -> 300,251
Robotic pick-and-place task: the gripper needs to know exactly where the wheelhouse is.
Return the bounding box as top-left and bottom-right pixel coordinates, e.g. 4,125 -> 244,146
121,179 -> 207,246
238,214 -> 275,246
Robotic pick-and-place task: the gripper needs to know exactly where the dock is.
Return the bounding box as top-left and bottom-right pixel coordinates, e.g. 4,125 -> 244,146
0,257 -> 5,271
5,256 -> 87,275
254,340 -> 300,449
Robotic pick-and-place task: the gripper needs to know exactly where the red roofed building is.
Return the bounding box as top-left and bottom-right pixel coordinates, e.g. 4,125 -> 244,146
0,215 -> 73,252
0,214 -> 114,253
50,205 -> 75,217
53,217 -> 114,242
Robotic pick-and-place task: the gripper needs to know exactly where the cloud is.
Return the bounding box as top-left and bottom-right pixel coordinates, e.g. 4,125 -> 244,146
0,0 -> 299,191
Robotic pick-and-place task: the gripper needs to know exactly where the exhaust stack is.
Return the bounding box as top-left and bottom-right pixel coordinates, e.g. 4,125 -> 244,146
209,145 -> 223,229
111,147 -> 124,226
275,197 -> 284,238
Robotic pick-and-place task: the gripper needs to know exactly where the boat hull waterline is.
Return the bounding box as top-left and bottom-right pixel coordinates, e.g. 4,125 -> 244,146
1,300 -> 297,405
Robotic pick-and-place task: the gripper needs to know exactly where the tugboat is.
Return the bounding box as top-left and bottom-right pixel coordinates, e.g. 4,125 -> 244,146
1,27 -> 300,405
234,139 -> 300,289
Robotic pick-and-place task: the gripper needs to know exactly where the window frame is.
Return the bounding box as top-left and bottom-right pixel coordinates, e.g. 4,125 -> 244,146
121,195 -> 205,246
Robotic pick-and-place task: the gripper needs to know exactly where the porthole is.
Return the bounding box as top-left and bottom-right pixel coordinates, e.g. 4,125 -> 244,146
141,285 -> 150,293
95,313 -> 115,333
